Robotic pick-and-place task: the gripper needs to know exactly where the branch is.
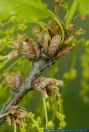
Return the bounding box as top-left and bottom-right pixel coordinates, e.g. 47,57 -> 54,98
0,4 -> 75,124
0,59 -> 51,124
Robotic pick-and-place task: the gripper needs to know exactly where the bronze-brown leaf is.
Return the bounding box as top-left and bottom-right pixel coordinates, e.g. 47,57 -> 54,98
13,34 -> 40,61
64,36 -> 74,45
49,20 -> 60,37
5,106 -> 28,127
48,35 -> 61,57
55,46 -> 72,59
22,41 -> 40,61
33,77 -> 64,98
5,72 -> 23,91
42,32 -> 51,54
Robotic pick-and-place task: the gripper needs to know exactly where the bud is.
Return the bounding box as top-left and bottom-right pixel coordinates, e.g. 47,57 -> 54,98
66,24 -> 75,36
5,72 -> 23,91
6,106 -> 27,126
17,34 -> 29,43
22,41 -> 40,60
55,0 -> 64,5
75,28 -> 85,35
66,24 -> 75,32
12,34 -> 29,50
33,77 -> 64,98
64,36 -> 74,45
13,41 -> 21,50
13,34 -> 40,61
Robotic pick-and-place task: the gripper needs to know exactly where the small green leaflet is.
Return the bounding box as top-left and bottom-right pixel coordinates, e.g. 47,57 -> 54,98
0,0 -> 49,22
78,0 -> 89,15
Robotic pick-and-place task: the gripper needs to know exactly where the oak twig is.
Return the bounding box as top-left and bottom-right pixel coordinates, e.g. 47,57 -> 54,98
0,59 -> 51,124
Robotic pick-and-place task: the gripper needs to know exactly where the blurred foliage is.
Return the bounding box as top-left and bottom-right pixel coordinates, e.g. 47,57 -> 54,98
0,0 -> 49,22
0,0 -> 89,131
78,0 -> 89,15
80,40 -> 89,103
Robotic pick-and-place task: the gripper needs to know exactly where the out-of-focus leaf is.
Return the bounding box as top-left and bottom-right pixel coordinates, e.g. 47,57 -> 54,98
0,0 -> 49,22
0,55 -> 6,60
78,0 -> 89,15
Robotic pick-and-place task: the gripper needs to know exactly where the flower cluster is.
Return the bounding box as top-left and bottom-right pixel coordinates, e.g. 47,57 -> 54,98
33,77 -> 64,98
9,20 -> 75,63
56,111 -> 66,129
5,106 -> 27,127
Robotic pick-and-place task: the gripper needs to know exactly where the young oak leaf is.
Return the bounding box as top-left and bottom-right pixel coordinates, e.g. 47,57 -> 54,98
55,46 -> 72,59
33,77 -> 64,98
48,35 -> 61,57
5,106 -> 28,127
5,72 -> 23,91
21,41 -> 40,61
13,35 -> 40,61
42,32 -> 51,54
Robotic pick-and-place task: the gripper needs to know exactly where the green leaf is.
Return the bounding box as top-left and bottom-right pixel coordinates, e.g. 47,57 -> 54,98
0,55 -> 6,60
0,0 -> 49,22
78,0 -> 89,15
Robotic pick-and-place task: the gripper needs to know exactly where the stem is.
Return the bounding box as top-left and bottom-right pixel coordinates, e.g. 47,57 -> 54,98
42,97 -> 48,128
48,9 -> 65,45
0,59 -> 9,71
36,21 -> 50,30
30,117 -> 39,130
0,112 -> 9,118
13,118 -> 16,132
58,97 -> 63,114
65,0 -> 78,25
20,120 -> 26,132
55,5 -> 59,17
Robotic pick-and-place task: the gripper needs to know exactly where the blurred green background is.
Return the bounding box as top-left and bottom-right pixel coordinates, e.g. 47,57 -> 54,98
0,0 -> 89,131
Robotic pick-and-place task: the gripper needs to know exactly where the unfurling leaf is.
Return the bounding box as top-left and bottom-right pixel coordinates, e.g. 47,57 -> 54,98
13,35 -> 29,50
55,0 -> 64,5
13,35 -> 40,61
5,106 -> 28,127
49,20 -> 60,37
48,35 -> 61,57
5,72 -> 23,90
22,41 -> 40,61
64,36 -> 74,45
55,46 -> 72,59
33,77 -> 64,98
42,32 -> 51,54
